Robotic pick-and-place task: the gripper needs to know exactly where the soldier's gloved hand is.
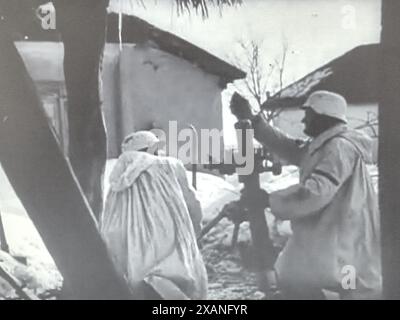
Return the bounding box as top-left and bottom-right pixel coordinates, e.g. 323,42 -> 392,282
229,92 -> 256,120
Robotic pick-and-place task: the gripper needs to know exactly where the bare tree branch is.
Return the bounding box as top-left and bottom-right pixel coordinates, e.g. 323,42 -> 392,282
352,112 -> 379,138
231,38 -> 289,121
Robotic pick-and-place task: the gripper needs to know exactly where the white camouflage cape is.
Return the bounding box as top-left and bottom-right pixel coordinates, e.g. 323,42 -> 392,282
99,151 -> 207,299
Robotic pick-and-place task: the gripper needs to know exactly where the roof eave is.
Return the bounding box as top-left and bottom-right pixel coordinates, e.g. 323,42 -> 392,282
107,13 -> 246,83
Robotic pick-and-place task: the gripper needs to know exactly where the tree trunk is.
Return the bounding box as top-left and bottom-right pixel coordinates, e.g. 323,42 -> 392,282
0,22 -> 131,299
53,0 -> 109,220
380,0 -> 400,300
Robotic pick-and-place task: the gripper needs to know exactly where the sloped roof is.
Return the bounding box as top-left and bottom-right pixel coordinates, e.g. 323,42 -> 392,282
267,44 -> 379,109
107,13 -> 245,84
16,11 -> 246,84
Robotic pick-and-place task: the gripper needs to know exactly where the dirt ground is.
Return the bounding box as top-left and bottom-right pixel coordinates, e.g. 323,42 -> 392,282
201,219 -> 269,300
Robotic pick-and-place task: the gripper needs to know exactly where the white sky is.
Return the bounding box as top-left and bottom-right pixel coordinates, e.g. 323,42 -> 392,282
111,0 -> 382,145
115,0 -> 381,82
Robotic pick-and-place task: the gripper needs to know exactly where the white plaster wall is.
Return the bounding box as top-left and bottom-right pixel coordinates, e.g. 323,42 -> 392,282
113,44 -> 224,160
16,42 -> 225,160
16,42 -> 65,82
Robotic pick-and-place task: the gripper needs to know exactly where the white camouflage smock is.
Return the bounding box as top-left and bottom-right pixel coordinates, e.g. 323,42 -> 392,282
99,151 -> 207,300
253,118 -> 381,299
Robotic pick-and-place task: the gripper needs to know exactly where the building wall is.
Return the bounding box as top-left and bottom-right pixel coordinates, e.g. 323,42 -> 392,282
16,42 -> 224,161
109,45 -> 224,160
16,42 -> 65,82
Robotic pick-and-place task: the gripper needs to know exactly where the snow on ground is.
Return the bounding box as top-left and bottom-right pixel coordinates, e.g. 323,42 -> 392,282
0,166 -> 62,299
0,215 -> 62,299
0,162 -> 379,299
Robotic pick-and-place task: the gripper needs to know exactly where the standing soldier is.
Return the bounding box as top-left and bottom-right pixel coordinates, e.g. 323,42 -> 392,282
230,91 -> 381,299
